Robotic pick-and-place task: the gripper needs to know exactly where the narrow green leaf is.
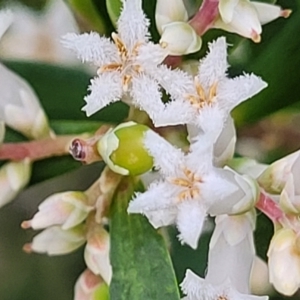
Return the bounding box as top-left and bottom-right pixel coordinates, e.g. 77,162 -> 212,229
106,0 -> 122,27
110,177 -> 180,300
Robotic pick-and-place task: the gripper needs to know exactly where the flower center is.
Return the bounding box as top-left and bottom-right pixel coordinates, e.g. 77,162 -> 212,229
186,77 -> 217,109
170,168 -> 203,201
98,33 -> 143,91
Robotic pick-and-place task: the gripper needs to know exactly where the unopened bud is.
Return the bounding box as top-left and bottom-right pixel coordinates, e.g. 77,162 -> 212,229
22,191 -> 93,230
268,228 -> 300,296
97,121 -> 153,176
155,0 -> 188,34
84,226 -> 112,284
258,150 -> 300,194
0,9 -> 13,40
74,269 -> 109,300
160,22 -> 202,56
0,158 -> 31,208
26,225 -> 86,255
0,64 -> 52,139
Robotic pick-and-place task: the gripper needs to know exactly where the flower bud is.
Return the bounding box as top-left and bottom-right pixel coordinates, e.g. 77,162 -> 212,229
84,226 -> 112,285
279,174 -> 300,214
215,0 -> 262,43
97,121 -> 153,176
0,158 -> 31,208
22,191 -> 94,230
155,0 -> 188,34
0,64 -> 52,139
258,150 -> 300,194
0,121 -> 5,144
160,22 -> 202,56
24,225 -> 86,255
267,228 -> 300,296
74,269 -> 109,300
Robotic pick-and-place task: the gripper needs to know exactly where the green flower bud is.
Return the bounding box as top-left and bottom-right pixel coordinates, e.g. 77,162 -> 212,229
97,122 -> 153,176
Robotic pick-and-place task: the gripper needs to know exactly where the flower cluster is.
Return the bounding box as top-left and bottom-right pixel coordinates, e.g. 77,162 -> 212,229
0,0 -> 297,299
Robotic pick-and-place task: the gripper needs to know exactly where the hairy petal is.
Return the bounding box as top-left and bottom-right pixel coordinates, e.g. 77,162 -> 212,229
61,32 -> 117,66
83,72 -> 122,116
117,0 -> 150,48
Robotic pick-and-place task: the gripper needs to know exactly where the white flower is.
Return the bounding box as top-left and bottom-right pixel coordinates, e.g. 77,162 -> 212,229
21,191 -> 94,230
128,130 -> 239,249
216,0 -> 291,42
155,37 -> 267,137
205,211 -> 256,294
62,0 -> 180,122
181,269 -> 268,300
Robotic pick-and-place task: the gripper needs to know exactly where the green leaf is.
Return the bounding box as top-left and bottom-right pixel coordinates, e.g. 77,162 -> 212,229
106,0 -> 122,27
3,61 -> 129,123
232,0 -> 300,126
66,0 -> 106,33
109,177 -> 180,300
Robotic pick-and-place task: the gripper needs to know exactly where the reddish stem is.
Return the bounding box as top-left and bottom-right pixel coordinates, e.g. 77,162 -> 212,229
189,0 -> 220,36
0,135 -> 76,161
256,192 -> 284,223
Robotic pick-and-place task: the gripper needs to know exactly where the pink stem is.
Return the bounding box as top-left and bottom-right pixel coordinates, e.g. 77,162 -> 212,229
256,192 -> 284,223
0,135 -> 77,161
189,0 -> 220,36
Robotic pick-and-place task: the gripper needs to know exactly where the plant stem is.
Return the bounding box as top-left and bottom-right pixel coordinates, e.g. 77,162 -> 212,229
189,0 -> 219,36
0,135 -> 77,161
255,192 -> 284,223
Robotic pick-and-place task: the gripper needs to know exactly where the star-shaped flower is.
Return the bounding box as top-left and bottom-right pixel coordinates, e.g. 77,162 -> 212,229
128,130 -> 242,249
181,269 -> 268,300
155,37 -> 267,138
62,0 -> 175,120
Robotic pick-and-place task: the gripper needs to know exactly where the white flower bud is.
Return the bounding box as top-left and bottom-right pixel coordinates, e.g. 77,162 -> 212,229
155,0 -> 188,34
74,269 -> 109,300
215,0 -> 262,43
159,22 -> 202,56
84,226 -> 112,285
0,158 -> 31,208
0,63 -> 52,139
22,191 -> 94,230
258,150 -> 300,194
279,173 -> 300,214
267,228 -> 300,296
25,225 -> 86,255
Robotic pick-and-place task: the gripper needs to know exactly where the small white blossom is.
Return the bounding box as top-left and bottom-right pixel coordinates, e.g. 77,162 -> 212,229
62,0 -> 185,122
181,269 -> 268,300
128,131 -> 240,249
155,37 -> 267,137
